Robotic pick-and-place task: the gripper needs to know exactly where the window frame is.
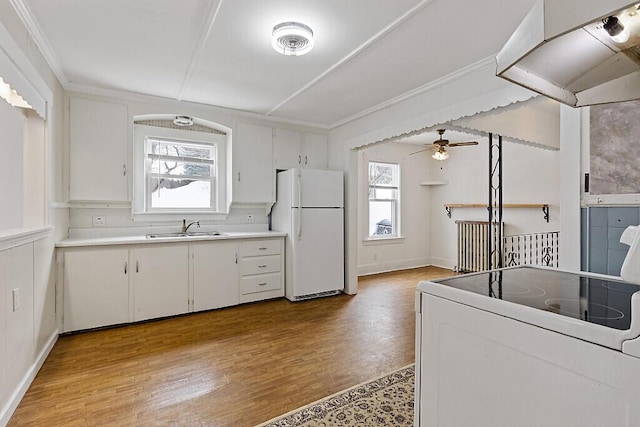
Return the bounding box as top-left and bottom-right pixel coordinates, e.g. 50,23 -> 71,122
366,160 -> 401,240
132,120 -> 229,221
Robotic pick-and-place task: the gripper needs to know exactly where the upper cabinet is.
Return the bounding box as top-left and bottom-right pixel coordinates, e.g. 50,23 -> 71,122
232,122 -> 274,205
69,97 -> 129,202
274,128 -> 327,170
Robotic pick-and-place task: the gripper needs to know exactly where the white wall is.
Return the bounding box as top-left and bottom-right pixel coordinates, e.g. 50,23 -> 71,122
427,139 -> 560,269
0,98 -> 24,229
0,2 -> 65,424
357,142 -> 431,275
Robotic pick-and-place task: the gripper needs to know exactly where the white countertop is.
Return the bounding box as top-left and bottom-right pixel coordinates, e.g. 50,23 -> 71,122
56,230 -> 287,248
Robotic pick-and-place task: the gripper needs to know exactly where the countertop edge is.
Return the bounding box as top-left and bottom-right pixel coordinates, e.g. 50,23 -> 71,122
56,231 -> 288,248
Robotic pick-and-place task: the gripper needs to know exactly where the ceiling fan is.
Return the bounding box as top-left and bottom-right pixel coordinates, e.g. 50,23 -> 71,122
411,129 -> 478,160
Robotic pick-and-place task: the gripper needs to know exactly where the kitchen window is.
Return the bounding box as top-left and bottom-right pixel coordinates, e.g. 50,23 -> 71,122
146,137 -> 215,210
133,116 -> 229,220
368,161 -> 400,239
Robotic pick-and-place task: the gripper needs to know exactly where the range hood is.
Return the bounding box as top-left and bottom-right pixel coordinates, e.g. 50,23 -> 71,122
496,0 -> 640,107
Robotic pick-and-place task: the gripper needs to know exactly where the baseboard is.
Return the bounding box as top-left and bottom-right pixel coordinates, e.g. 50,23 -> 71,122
427,257 -> 455,271
0,330 -> 58,427
358,258 -> 429,276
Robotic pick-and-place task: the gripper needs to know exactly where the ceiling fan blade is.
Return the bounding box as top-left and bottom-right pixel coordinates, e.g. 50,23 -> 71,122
409,148 -> 429,156
448,141 -> 478,147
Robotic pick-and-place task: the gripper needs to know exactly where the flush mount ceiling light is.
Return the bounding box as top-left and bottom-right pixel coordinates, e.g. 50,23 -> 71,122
603,16 -> 630,43
272,22 -> 314,56
173,115 -> 193,126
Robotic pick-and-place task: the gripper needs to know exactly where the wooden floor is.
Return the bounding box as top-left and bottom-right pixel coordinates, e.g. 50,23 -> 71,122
8,266 -> 453,427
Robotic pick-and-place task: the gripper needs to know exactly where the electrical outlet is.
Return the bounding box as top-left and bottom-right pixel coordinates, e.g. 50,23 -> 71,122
93,215 -> 106,227
12,288 -> 20,311
246,214 -> 255,223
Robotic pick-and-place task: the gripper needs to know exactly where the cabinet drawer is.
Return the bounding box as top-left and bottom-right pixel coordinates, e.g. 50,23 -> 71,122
239,239 -> 281,257
241,255 -> 281,275
241,273 -> 282,295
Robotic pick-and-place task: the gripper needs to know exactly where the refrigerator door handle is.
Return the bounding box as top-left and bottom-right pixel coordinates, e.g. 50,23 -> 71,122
297,171 -> 302,240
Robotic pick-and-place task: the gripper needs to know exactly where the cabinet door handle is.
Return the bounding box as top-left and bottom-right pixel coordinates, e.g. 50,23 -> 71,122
124,261 -> 127,274
258,247 -> 267,250
258,282 -> 267,286
258,264 -> 267,268
123,164 -> 127,176
238,172 -> 241,181
304,155 -> 308,165
298,155 -> 301,164
136,261 -> 139,273
235,253 -> 238,264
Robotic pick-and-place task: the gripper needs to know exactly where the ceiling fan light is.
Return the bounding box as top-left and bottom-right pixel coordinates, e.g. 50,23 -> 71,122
432,148 -> 449,161
272,22 -> 314,56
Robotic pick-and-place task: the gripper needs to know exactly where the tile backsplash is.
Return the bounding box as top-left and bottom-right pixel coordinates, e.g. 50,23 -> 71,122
585,206 -> 640,276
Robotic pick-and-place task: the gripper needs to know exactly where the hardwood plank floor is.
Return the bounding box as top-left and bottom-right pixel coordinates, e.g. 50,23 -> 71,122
8,266 -> 453,427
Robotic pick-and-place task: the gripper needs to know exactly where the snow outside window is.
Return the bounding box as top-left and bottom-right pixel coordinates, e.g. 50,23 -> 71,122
146,137 -> 215,210
368,161 -> 400,238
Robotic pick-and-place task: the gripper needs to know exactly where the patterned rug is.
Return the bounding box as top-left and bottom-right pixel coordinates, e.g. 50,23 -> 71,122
256,364 -> 414,426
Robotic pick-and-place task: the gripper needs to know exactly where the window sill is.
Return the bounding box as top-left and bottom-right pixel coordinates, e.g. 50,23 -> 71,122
132,211 -> 229,222
362,236 -> 405,245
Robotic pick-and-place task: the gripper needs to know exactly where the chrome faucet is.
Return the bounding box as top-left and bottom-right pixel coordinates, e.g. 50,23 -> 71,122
182,219 -> 200,233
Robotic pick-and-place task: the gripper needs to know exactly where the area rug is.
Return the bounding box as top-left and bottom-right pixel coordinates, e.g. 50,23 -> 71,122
256,364 -> 414,426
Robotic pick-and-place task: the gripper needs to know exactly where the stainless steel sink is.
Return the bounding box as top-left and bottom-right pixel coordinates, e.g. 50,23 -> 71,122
145,231 -> 226,239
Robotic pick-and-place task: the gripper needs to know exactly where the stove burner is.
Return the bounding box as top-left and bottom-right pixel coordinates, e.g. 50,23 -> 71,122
545,298 -> 625,320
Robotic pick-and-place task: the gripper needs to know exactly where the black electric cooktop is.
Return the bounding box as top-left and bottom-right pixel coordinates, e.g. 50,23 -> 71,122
434,266 -> 640,330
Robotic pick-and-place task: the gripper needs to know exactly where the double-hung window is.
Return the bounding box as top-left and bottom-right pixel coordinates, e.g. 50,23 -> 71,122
368,161 -> 400,238
133,117 -> 229,220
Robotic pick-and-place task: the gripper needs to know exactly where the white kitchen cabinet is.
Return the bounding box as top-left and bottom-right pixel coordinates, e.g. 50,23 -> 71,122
192,241 -> 239,311
232,122 -> 274,204
69,97 -> 129,201
274,128 -> 327,170
302,132 -> 328,169
238,238 -> 284,303
132,245 -> 189,321
63,247 -> 129,332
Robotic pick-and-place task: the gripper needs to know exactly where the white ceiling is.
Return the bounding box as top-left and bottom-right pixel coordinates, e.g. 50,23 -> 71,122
16,0 -> 539,128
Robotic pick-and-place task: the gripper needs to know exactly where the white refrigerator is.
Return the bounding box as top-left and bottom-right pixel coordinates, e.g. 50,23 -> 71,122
271,168 -> 344,301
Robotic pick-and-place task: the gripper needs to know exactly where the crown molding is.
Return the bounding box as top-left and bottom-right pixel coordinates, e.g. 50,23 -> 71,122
9,0 -> 67,86
66,81 -> 329,130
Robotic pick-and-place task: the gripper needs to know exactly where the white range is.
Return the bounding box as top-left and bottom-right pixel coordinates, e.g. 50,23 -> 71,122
415,264 -> 640,426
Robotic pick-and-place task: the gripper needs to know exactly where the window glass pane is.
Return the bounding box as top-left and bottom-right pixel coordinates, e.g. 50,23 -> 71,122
150,140 -> 212,160
152,161 -> 212,177
370,187 -> 397,200
150,178 -> 211,208
369,201 -> 394,236
368,162 -> 397,186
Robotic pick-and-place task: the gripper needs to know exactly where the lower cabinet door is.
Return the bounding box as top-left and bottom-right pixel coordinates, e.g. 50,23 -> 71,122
192,241 -> 239,311
132,245 -> 189,322
63,248 -> 129,332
